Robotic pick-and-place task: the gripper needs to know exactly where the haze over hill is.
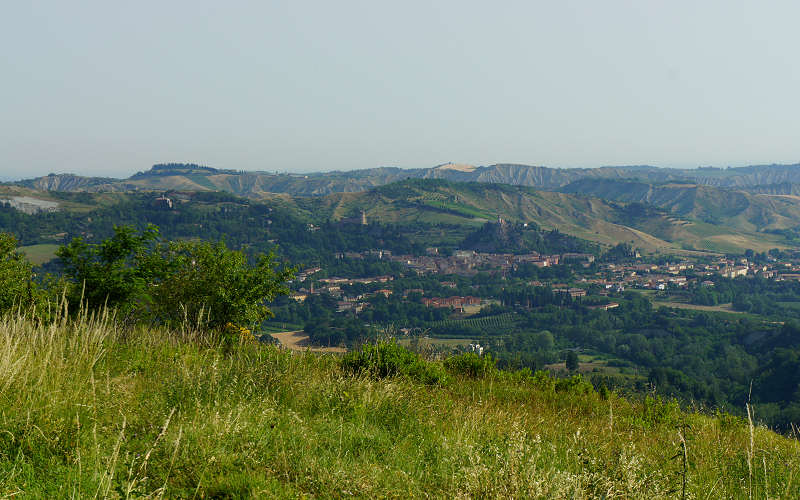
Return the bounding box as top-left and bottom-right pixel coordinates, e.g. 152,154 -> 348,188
293,179 -> 790,254
559,178 -> 800,233
15,162 -> 800,197
14,163 -> 800,254
5,173 -> 799,254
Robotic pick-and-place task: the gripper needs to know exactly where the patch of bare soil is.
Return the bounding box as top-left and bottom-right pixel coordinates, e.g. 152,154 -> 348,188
270,331 -> 346,353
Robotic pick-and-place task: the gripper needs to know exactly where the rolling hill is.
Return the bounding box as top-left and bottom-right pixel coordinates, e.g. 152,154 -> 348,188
279,180 -> 789,254
4,175 -> 798,254
560,178 -> 800,234
16,162 -> 800,197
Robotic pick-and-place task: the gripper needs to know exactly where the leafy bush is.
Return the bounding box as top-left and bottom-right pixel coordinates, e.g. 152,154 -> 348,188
529,369 -> 556,391
56,225 -> 294,329
341,340 -> 446,385
56,225 -> 162,318
638,395 -> 682,427
0,233 -> 36,313
150,239 -> 294,329
555,374 -> 594,394
443,352 -> 498,378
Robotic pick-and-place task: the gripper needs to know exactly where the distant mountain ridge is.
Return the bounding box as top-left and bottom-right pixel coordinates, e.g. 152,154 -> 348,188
14,162 -> 800,197
19,173 -> 118,192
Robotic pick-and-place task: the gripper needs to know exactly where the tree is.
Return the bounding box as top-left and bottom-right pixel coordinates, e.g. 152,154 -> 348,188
57,225 -> 295,329
602,243 -> 637,262
565,350 -> 579,372
56,224 -> 163,317
150,239 -> 295,329
533,330 -> 555,351
0,233 -> 35,313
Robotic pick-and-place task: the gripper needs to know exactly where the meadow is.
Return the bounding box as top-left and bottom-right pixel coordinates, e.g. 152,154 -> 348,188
0,310 -> 798,498
18,243 -> 59,265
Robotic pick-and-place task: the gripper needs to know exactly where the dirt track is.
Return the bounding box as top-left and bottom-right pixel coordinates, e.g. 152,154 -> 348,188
269,331 -> 346,353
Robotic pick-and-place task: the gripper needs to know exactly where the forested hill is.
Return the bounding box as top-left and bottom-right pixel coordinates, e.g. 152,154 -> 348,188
14,161 -> 800,197
459,221 -> 597,255
13,164 -> 800,254
3,177 -> 800,254
288,179 -> 793,253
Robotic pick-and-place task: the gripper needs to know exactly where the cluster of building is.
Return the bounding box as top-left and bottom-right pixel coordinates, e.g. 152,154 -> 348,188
552,287 -> 587,298
697,257 -> 800,281
580,254 -> 800,291
284,244 -> 800,325
340,248 -> 597,276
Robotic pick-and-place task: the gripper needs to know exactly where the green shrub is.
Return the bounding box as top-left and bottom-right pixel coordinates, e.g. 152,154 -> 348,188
555,374 -> 595,394
56,225 -> 294,329
529,369 -> 557,391
341,340 -> 446,385
0,233 -> 43,314
443,352 -> 498,378
639,394 -> 681,426
150,239 -> 294,329
56,225 -> 161,318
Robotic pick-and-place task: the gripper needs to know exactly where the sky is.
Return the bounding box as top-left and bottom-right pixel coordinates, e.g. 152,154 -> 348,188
1,0 -> 800,179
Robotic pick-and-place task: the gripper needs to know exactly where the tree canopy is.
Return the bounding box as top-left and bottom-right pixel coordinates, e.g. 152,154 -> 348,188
56,225 -> 294,328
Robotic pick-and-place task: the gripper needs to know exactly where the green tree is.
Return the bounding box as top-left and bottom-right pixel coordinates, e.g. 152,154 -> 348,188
565,350 -> 579,372
533,330 -> 555,351
150,240 -> 295,329
57,225 -> 294,329
56,224 -> 163,317
0,233 -> 35,313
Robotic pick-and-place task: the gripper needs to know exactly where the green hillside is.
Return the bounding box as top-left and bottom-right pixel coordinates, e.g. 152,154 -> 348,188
292,180 -> 786,253
282,180 -> 666,252
2,178 -> 796,255
561,178 -> 800,232
2,313 -> 797,498
18,162 -> 800,196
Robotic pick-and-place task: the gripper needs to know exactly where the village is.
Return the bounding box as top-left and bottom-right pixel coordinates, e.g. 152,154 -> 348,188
282,245 -> 800,318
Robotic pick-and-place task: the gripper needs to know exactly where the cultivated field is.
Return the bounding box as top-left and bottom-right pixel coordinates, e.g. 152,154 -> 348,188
19,243 -> 60,265
651,300 -> 744,314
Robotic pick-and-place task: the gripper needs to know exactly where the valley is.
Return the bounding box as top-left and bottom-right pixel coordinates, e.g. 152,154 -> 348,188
5,168 -> 800,431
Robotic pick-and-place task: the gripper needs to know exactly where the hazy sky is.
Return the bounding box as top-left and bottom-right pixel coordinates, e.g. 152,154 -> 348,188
2,1 -> 800,178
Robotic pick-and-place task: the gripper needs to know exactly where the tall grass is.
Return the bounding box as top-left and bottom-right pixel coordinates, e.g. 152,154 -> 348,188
0,310 -> 798,498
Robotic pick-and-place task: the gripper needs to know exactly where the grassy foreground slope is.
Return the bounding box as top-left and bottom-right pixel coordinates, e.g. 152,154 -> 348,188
1,316 -> 799,498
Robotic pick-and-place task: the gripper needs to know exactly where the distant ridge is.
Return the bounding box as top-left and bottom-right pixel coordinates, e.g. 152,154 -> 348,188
6,172 -> 800,253
12,162 -> 800,197
133,163 -> 240,177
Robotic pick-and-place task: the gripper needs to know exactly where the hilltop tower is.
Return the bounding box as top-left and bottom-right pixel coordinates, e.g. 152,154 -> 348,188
361,210 -> 367,225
